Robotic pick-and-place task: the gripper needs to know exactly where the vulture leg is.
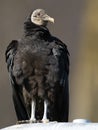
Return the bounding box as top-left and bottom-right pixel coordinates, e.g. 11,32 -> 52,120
30,99 -> 36,122
42,100 -> 49,123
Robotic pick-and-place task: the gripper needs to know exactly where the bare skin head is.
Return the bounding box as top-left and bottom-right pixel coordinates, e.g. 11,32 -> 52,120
31,9 -> 54,26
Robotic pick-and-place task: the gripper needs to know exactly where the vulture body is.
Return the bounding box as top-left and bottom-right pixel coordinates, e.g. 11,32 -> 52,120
5,9 -> 69,123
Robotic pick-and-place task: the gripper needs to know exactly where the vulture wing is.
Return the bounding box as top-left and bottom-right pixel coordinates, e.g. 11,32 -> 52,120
5,40 -> 29,121
51,37 -> 69,122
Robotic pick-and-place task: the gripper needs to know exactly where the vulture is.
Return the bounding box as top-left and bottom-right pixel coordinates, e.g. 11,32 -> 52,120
5,9 -> 69,123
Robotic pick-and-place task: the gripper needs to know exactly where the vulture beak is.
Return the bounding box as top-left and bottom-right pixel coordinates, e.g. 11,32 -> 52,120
43,14 -> 54,23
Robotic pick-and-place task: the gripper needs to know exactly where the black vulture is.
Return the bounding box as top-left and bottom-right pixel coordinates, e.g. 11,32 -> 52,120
5,9 -> 69,123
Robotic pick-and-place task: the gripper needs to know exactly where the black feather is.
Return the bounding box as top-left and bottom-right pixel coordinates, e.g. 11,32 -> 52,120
5,11 -> 69,122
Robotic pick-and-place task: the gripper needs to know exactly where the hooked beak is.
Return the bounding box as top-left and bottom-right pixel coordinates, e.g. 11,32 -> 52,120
43,14 -> 54,23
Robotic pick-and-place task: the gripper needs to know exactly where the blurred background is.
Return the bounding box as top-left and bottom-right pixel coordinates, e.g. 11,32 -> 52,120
0,0 -> 98,128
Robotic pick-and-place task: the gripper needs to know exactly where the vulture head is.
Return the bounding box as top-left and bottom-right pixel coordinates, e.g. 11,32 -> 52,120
31,9 -> 54,26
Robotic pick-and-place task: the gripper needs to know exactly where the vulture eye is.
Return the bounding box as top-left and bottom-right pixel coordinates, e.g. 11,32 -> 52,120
37,13 -> 41,16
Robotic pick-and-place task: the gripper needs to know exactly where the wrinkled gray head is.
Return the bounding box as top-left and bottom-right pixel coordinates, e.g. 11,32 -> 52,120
31,9 -> 54,26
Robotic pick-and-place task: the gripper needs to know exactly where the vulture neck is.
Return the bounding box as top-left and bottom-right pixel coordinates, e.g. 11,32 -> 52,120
24,18 -> 51,40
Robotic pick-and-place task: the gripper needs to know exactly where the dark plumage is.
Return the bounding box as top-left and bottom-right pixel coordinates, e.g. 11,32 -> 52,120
5,9 -> 69,123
